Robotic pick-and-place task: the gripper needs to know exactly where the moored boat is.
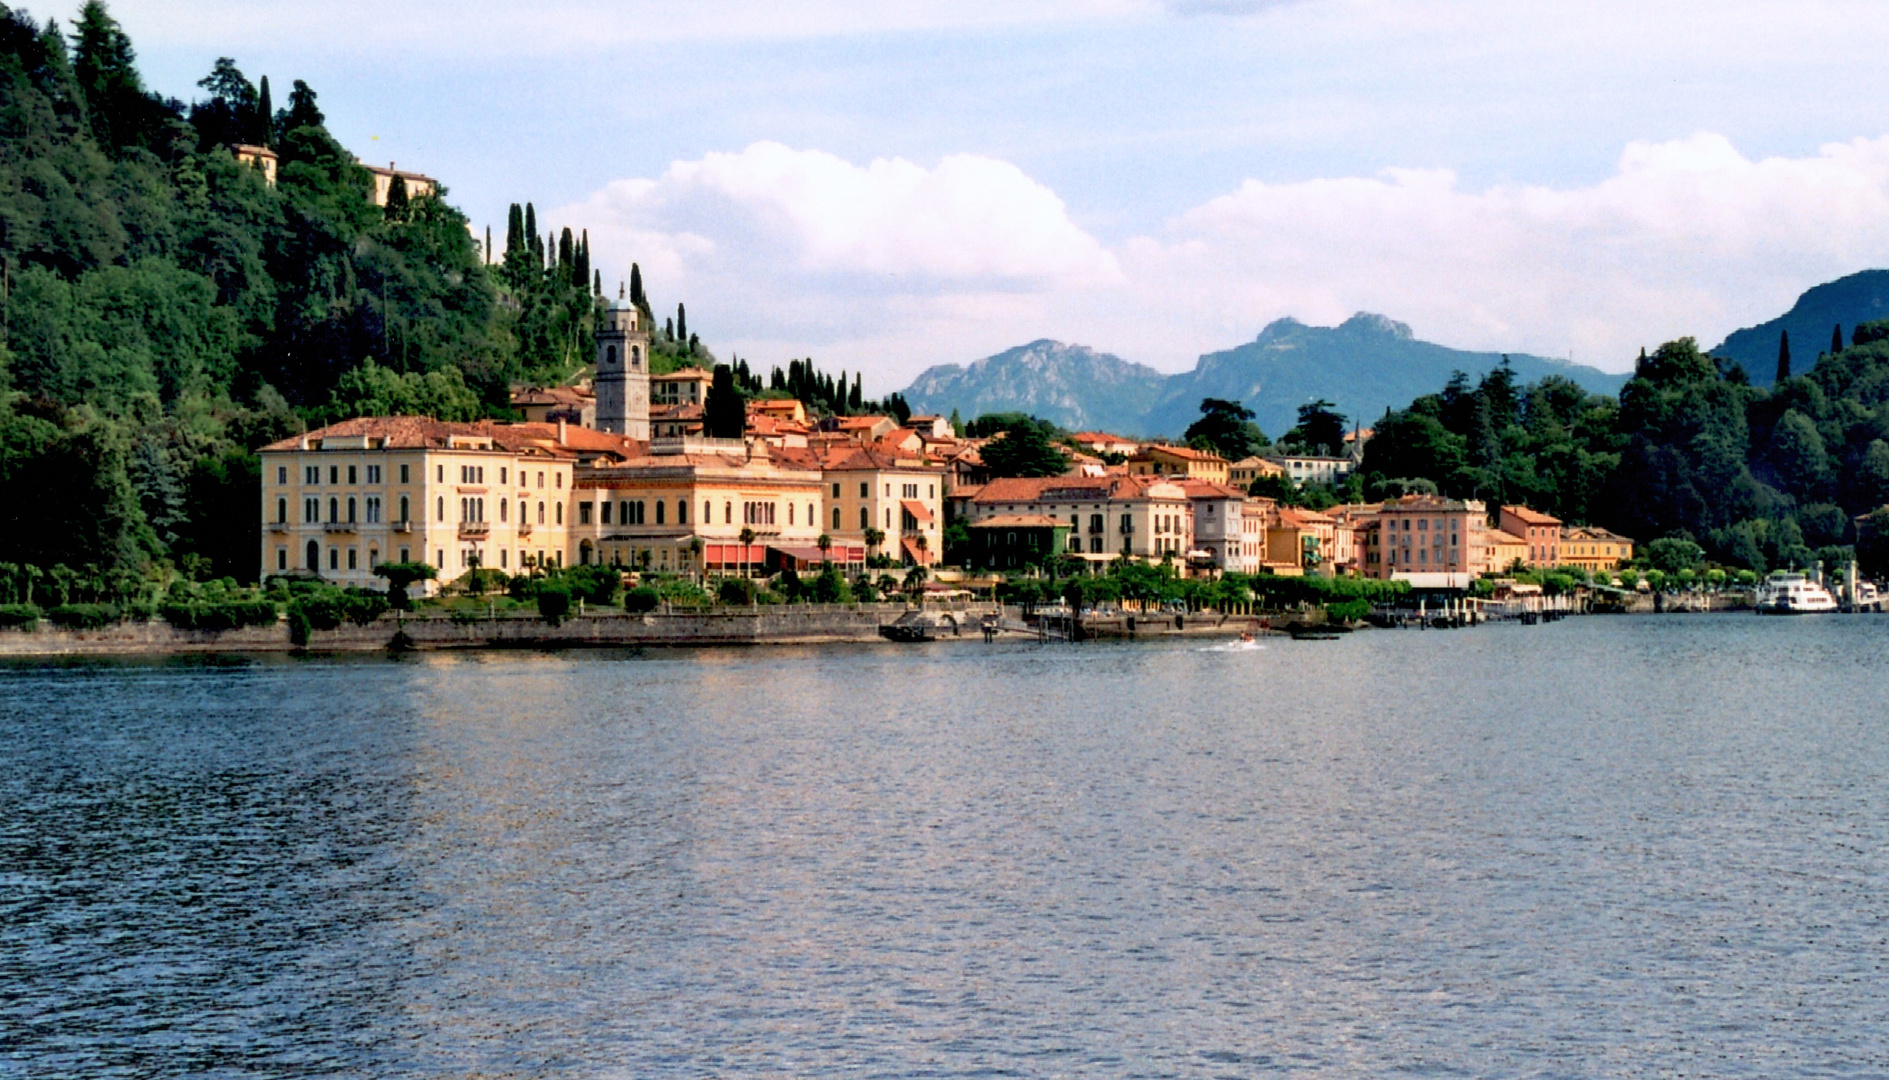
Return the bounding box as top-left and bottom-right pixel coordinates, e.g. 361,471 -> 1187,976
1755,571 -> 1839,615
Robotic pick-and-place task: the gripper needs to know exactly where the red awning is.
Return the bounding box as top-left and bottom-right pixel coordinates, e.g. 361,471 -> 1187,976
900,537 -> 932,565
899,499 -> 934,524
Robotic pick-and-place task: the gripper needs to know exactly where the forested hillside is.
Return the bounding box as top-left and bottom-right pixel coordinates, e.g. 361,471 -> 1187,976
1359,336 -> 1889,573
0,2 -> 607,592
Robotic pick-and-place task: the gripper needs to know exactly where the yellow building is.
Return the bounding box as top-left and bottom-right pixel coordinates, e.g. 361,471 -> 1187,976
1127,444 -> 1230,485
1485,529 -> 1528,574
362,162 -> 438,206
796,445 -> 946,566
260,418 -> 587,590
1228,455 -> 1286,488
652,368 -> 713,406
966,475 -> 1194,567
1560,525 -> 1635,573
572,440 -> 835,575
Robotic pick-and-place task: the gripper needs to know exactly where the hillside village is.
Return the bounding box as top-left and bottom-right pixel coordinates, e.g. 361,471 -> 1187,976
265,294 -> 1637,607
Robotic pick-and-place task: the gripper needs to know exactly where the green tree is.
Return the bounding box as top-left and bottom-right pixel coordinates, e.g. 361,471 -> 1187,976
1183,398 -> 1268,461
979,417 -> 1068,477
1776,329 -> 1791,384
1281,399 -> 1347,456
704,364 -> 747,439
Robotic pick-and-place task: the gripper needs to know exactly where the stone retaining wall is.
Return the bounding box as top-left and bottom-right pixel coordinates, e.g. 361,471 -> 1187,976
0,603 -> 1000,657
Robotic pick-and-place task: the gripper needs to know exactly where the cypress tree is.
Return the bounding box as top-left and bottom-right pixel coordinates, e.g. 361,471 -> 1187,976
676,303 -> 687,344
1834,324 -> 1844,355
524,203 -> 539,265
849,375 -> 863,411
505,204 -> 523,258
384,174 -> 408,219
558,227 -> 573,272
576,229 -> 589,283
629,263 -> 643,305
1776,329 -> 1791,384
255,74 -> 271,145
665,317 -> 673,339
592,269 -> 601,296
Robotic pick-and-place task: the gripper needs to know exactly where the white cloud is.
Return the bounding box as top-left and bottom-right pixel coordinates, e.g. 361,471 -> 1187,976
1124,133 -> 1889,369
553,133 -> 1889,390
554,142 -> 1119,378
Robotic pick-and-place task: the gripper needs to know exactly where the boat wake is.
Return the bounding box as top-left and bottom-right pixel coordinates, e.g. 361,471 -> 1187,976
1200,640 -> 1265,653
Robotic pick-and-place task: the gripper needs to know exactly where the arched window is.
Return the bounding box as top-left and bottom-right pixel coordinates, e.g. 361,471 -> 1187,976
724,502 -> 732,524
399,495 -> 409,522
500,499 -> 508,522
537,501 -> 545,524
328,496 -> 339,522
677,500 -> 687,524
656,500 -> 666,525
276,497 -> 287,524
807,504 -> 814,528
555,502 -> 563,525
436,496 -> 444,520
606,345 -> 617,365
788,504 -> 795,525
859,507 -> 869,529
833,507 -> 841,529
348,497 -> 357,523
704,501 -> 711,523
306,539 -> 320,571
630,345 -> 641,369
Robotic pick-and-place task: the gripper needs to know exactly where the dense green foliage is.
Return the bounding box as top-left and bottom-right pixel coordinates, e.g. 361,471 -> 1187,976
1183,397 -> 1268,461
1360,338 -> 1889,572
978,415 -> 1069,477
0,4 -> 614,597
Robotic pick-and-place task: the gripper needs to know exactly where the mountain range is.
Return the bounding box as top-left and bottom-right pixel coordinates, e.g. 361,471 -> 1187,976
901,314 -> 1630,440
1707,270 -> 1889,385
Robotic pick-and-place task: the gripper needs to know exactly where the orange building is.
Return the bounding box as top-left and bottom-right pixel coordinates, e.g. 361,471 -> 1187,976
1499,505 -> 1562,567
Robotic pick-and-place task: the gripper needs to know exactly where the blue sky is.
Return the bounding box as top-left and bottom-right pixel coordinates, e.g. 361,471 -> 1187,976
105,0 -> 1889,388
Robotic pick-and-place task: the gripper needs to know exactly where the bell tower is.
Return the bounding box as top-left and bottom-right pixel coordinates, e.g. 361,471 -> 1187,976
594,291 -> 650,438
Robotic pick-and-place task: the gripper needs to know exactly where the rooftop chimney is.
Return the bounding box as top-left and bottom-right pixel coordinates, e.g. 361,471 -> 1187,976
558,419 -> 567,445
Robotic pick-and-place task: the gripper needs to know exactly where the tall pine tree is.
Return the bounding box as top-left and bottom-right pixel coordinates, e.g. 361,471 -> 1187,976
629,263 -> 643,304
1833,324 -> 1844,356
1776,329 -> 1791,384
254,74 -> 271,144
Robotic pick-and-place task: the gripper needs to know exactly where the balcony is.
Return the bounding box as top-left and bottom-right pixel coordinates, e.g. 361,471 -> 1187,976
392,520 -> 412,533
517,521 -> 534,537
322,521 -> 357,534
458,521 -> 490,539
267,521 -> 290,533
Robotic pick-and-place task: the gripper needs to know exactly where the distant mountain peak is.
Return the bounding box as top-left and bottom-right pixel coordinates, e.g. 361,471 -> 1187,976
1340,312 -> 1414,340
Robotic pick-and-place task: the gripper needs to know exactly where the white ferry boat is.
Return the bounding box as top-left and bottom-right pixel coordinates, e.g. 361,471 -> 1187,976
1755,572 -> 1839,614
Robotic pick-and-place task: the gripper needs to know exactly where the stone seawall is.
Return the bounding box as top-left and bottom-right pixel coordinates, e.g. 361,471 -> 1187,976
0,604 -> 1001,657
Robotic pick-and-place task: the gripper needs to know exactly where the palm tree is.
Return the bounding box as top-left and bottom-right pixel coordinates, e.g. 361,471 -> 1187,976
687,537 -> 704,580
864,526 -> 886,564
738,526 -> 756,579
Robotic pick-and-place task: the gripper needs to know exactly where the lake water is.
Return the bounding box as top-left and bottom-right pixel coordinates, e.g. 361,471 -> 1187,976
2,615 -> 1886,1078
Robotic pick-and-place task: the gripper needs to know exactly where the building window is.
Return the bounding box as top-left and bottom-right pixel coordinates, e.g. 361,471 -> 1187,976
306,540 -> 320,570
859,507 -> 869,529
277,548 -> 287,571
347,497 -> 357,523
277,466 -> 288,485
555,502 -> 563,525
833,507 -> 842,529
500,467 -> 508,485
347,548 -> 358,570
367,465 -> 381,484
656,500 -> 666,525
788,504 -> 795,525
348,466 -> 358,485
329,547 -> 339,571
600,501 -> 611,525
400,547 -> 410,563
401,464 -> 410,484
437,496 -> 444,520
832,483 -> 841,497
677,500 -> 687,525
305,465 -> 320,485
859,482 -> 868,498
399,495 -> 410,522
537,501 -> 545,525
580,502 -> 593,525
368,547 -> 378,569
366,497 -> 381,523
276,497 -> 288,524
328,496 -> 339,522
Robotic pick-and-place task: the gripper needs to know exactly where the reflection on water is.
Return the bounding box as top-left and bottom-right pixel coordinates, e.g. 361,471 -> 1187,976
3,617 -> 1887,1077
